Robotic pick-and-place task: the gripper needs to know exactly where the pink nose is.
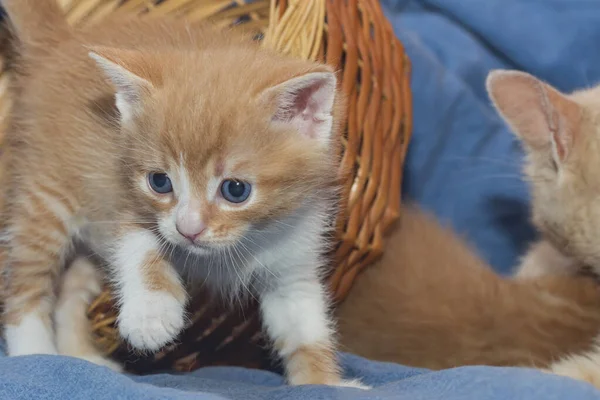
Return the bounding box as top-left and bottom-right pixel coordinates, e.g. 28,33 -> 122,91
176,225 -> 206,241
176,211 -> 206,242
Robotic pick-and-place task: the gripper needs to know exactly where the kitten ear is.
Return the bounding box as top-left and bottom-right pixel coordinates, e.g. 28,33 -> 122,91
88,47 -> 157,123
262,71 -> 337,145
486,70 -> 582,162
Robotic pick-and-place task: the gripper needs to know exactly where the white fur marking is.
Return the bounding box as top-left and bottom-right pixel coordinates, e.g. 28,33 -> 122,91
5,313 -> 57,356
260,279 -> 332,357
335,380 -> 372,390
547,340 -> 600,389
177,156 -> 192,202
113,230 -> 186,351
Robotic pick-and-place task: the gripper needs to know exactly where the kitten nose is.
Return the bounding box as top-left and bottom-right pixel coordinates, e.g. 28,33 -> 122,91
176,211 -> 206,241
177,225 -> 206,241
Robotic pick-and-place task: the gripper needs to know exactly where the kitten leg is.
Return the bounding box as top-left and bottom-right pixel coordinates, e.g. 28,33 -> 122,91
55,257 -> 122,371
260,276 -> 369,389
3,187 -> 77,356
112,229 -> 187,352
514,240 -> 577,279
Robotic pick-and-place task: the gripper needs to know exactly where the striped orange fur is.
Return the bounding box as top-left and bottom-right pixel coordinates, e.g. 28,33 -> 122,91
0,0 -> 363,388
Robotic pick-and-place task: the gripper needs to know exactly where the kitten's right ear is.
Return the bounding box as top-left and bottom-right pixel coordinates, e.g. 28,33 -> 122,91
260,70 -> 338,146
486,70 -> 582,162
88,47 -> 158,123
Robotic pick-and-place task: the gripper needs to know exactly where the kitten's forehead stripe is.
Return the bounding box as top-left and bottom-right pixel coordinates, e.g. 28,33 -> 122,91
206,176 -> 221,203
176,159 -> 193,203
214,158 -> 225,177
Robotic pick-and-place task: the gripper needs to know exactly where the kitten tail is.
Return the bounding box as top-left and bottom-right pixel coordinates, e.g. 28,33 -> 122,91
2,0 -> 70,57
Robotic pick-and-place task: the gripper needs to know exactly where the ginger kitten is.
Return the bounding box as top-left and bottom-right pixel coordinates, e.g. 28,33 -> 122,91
1,1 -> 364,388
487,69 -> 600,388
337,205 -> 600,370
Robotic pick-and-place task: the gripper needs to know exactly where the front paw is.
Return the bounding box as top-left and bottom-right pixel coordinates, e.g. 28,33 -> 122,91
117,291 -> 186,352
5,314 -> 58,356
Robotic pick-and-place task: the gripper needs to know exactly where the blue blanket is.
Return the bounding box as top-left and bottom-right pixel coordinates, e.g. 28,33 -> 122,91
3,0 -> 600,398
392,0 -> 600,274
2,353 -> 600,400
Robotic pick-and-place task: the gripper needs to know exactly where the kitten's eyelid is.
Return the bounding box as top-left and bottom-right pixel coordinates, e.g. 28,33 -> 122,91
139,167 -> 169,176
217,198 -> 249,207
216,198 -> 252,209
221,177 -> 253,183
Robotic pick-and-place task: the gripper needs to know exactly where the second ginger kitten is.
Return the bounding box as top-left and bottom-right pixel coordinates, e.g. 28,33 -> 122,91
486,69 -> 600,388
337,205 -> 600,370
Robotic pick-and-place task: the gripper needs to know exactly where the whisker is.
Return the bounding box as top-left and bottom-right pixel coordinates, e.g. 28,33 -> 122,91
231,243 -> 257,302
239,238 -> 278,281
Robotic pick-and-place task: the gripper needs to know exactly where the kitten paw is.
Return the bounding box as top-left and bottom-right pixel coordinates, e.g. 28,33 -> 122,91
5,314 -> 58,356
333,379 -> 372,390
7,340 -> 58,357
118,291 -> 185,352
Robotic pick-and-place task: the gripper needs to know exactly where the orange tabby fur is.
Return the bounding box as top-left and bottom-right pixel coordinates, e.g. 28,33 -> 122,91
0,0 -> 364,387
337,205 -> 600,370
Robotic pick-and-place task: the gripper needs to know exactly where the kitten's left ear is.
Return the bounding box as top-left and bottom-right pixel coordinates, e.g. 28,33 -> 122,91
262,70 -> 338,145
88,46 -> 160,123
487,70 -> 582,163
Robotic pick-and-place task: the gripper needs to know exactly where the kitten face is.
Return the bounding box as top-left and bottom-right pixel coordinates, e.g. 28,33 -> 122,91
90,47 -> 340,256
131,131 -> 328,255
488,70 -> 600,268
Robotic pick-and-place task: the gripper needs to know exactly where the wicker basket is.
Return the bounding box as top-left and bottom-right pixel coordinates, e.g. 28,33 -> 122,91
0,0 -> 412,373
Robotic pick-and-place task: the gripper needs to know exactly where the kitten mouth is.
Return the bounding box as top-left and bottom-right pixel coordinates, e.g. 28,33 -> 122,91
189,240 -> 231,253
165,235 -> 214,252
191,242 -> 212,249
191,239 -> 235,252
180,242 -> 213,256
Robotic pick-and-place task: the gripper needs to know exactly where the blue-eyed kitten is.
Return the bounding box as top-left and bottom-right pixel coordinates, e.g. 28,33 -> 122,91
1,0 -> 366,388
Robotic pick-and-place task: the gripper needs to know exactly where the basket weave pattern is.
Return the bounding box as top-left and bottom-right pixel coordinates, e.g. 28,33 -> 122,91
0,0 -> 412,372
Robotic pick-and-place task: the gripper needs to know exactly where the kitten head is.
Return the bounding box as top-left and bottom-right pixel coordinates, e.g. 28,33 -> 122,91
89,45 -> 342,256
487,70 -> 600,268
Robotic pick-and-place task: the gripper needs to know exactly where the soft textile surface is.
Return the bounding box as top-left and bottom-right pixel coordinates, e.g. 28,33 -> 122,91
389,0 -> 600,274
2,0 -> 600,398
1,353 -> 600,400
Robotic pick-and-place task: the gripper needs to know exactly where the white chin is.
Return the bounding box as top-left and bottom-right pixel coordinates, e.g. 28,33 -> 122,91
187,244 -> 213,255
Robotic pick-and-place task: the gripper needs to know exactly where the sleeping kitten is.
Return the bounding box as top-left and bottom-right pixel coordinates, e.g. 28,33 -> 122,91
337,205 -> 600,370
487,69 -> 600,388
1,0 -> 365,387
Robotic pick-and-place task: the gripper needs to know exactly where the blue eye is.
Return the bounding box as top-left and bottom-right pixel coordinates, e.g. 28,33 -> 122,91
220,179 -> 251,203
148,172 -> 173,194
